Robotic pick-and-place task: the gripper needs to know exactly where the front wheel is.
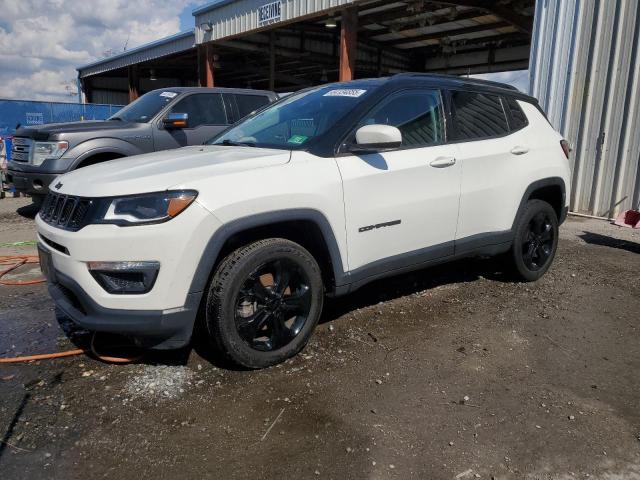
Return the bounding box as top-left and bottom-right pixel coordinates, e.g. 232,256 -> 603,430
205,238 -> 324,369
507,199 -> 559,282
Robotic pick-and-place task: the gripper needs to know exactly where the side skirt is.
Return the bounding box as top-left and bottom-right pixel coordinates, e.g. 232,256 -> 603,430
332,231 -> 512,296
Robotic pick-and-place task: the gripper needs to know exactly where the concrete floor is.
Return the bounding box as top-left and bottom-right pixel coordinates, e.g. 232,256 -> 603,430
0,197 -> 639,479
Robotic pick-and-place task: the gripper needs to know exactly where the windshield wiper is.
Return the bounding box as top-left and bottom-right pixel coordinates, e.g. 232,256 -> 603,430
109,117 -> 123,121
219,139 -> 256,147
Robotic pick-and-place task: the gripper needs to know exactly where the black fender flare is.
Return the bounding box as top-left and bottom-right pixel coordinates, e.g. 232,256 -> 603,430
511,177 -> 567,230
188,208 -> 348,295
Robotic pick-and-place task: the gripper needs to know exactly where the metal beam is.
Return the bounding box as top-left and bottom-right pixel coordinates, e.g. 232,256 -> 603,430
385,20 -> 512,47
426,1 -> 533,34
269,31 -> 276,90
378,9 -> 484,35
359,4 -> 412,27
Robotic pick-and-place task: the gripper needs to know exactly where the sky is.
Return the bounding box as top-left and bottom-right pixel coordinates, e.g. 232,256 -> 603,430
0,0 -> 529,102
0,0 -> 199,102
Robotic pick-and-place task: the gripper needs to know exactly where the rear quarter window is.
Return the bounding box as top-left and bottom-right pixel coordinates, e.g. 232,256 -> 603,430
235,94 -> 271,119
505,96 -> 529,131
450,90 -> 510,141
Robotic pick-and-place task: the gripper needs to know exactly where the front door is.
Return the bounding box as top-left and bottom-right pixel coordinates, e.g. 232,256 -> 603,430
336,89 -> 461,274
153,93 -> 230,151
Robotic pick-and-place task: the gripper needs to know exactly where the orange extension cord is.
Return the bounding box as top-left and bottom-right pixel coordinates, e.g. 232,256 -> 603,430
0,255 -> 143,364
0,255 -> 45,285
0,333 -> 144,364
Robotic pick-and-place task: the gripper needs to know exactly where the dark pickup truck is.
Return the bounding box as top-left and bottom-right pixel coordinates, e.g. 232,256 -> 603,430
7,87 -> 277,204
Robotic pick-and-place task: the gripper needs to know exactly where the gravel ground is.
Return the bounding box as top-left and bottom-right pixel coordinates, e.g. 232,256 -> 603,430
0,197 -> 638,480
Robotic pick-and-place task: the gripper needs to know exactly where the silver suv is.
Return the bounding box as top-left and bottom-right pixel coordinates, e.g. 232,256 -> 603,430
7,87 -> 276,204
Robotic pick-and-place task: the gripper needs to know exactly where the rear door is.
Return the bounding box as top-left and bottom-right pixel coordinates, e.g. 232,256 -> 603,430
451,90 -> 528,247
153,93 -> 230,150
232,93 -> 273,120
336,88 -> 461,273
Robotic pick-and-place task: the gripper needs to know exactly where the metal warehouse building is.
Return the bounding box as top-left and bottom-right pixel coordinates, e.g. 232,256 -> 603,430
76,0 -> 640,218
530,0 -> 640,218
77,0 -> 535,103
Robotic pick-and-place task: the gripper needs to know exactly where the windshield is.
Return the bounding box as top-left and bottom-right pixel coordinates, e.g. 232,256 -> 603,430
208,85 -> 377,149
109,90 -> 179,123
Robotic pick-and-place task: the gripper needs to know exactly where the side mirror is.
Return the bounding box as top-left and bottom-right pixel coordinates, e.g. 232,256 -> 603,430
349,125 -> 402,153
163,113 -> 189,129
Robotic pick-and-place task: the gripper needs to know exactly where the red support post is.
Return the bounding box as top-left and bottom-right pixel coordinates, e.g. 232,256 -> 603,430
199,43 -> 215,87
339,7 -> 358,82
127,65 -> 139,103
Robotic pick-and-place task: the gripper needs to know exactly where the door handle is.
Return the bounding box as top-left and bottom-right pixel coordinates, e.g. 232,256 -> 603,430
430,156 -> 456,168
511,146 -> 529,155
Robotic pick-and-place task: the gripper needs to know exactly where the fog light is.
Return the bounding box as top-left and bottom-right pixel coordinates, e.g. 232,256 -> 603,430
87,261 -> 160,294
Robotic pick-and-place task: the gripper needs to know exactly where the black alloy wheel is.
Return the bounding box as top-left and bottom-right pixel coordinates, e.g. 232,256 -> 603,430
206,238 -> 324,369
234,259 -> 312,352
521,211 -> 555,271
508,199 -> 559,282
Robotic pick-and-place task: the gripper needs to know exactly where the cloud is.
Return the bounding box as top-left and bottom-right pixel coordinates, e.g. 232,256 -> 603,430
0,0 -> 195,101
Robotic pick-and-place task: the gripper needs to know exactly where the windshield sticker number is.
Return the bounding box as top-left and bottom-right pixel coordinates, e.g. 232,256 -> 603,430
160,92 -> 178,98
287,135 -> 308,145
323,89 -> 367,98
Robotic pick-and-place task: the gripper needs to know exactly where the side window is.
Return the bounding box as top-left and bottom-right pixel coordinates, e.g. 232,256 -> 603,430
236,94 -> 271,118
505,96 -> 528,131
357,90 -> 445,148
451,90 -> 509,140
170,94 -> 227,128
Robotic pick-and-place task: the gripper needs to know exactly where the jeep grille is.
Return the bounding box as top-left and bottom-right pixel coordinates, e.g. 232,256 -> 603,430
40,192 -> 91,231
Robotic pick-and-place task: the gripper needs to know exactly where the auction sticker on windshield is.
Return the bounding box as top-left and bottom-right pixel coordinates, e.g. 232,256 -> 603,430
287,135 -> 308,145
160,92 -> 178,98
323,89 -> 367,98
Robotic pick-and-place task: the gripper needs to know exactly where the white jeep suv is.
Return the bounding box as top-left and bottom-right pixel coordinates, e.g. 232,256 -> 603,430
36,74 -> 571,368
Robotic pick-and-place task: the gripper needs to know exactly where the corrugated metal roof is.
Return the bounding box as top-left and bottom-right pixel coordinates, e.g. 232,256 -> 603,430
530,0 -> 640,218
77,30 -> 196,78
192,0 -> 236,16
194,0 -> 360,44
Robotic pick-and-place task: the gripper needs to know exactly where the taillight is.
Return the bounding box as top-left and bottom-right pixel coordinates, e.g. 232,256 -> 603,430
560,140 -> 571,159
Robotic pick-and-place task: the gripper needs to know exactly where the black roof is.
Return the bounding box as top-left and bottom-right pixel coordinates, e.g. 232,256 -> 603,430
389,72 -> 534,99
394,72 -> 519,91
145,87 -> 276,96
313,73 -> 534,102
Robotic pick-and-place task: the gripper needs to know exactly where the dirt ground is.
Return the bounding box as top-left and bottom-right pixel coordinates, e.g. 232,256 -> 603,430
0,197 -> 639,480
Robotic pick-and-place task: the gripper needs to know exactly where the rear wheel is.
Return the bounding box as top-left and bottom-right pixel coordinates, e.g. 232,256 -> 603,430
206,238 -> 324,369
507,199 -> 559,281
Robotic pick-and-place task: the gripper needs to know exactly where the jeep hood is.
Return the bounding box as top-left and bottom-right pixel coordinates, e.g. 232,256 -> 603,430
52,145 -> 291,197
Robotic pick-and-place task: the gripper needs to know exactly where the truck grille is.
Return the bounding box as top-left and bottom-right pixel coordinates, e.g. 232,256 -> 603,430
11,137 -> 32,162
40,192 -> 92,231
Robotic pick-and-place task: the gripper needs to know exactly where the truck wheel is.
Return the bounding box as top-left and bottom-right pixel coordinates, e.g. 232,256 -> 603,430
206,238 -> 324,369
508,199 -> 559,282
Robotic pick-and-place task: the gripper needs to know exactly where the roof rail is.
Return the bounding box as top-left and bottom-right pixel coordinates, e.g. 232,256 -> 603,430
392,72 -> 520,91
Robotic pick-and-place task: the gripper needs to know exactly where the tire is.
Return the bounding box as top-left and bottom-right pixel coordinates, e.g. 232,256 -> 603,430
205,238 -> 324,369
507,199 -> 559,282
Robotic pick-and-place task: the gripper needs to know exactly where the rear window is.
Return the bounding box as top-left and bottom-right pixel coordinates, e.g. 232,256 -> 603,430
505,96 -> 528,131
236,94 -> 271,118
451,90 -> 509,140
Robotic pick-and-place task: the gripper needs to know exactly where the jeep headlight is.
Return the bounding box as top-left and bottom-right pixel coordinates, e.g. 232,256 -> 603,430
32,141 -> 69,166
94,190 -> 198,226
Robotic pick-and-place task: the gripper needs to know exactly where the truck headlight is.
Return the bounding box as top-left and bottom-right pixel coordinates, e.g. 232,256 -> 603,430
94,190 -> 198,226
32,141 -> 69,166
